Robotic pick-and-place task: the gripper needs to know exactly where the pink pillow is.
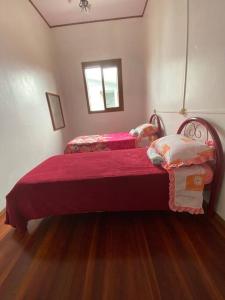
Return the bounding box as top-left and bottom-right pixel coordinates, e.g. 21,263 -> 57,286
130,123 -> 158,137
151,134 -> 214,170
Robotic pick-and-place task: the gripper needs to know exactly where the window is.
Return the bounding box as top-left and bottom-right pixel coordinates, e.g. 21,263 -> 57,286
82,59 -> 124,113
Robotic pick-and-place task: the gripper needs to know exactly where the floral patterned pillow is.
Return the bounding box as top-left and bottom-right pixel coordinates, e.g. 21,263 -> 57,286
151,134 -> 214,170
130,123 -> 158,138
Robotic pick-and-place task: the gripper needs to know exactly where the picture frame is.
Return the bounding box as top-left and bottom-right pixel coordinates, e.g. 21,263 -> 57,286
46,92 -> 65,131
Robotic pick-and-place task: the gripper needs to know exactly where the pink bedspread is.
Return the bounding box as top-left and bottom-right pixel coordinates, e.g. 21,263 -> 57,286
64,132 -> 136,154
6,148 -> 169,231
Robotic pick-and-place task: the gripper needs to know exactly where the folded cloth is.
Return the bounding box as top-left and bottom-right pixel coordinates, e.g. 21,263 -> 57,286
168,164 -> 213,214
147,147 -> 164,165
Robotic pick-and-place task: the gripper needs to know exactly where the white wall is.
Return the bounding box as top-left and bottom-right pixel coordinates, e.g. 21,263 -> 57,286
52,19 -> 146,141
144,0 -> 225,220
0,0 -> 65,211
144,0 -> 187,115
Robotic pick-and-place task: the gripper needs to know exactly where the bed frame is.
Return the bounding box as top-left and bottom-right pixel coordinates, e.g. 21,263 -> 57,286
149,113 -> 163,137
177,117 -> 224,216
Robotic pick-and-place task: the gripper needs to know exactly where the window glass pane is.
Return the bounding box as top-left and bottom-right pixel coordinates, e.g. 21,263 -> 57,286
85,67 -> 104,111
103,67 -> 119,108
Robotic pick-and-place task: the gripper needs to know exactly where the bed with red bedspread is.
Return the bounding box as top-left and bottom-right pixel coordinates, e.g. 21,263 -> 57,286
6,148 -> 169,231
5,118 -> 223,231
64,114 -> 163,154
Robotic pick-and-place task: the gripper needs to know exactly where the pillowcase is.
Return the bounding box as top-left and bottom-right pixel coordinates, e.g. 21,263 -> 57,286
136,135 -> 159,148
130,123 -> 158,138
147,147 -> 164,165
151,134 -> 214,170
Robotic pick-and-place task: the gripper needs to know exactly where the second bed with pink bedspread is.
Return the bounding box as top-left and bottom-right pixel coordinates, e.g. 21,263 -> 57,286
64,114 -> 163,154
64,132 -> 137,154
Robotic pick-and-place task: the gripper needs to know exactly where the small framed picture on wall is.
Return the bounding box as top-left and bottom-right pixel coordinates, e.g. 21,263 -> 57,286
46,92 -> 65,131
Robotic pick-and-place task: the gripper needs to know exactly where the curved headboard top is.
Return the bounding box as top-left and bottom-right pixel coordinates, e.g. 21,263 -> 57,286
177,117 -> 224,215
149,113 -> 164,137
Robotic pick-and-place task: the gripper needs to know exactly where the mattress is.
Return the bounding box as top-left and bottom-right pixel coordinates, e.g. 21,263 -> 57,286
6,148 -> 169,231
64,132 -> 136,153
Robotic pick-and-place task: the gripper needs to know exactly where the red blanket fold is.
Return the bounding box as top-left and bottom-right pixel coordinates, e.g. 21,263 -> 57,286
6,148 -> 169,231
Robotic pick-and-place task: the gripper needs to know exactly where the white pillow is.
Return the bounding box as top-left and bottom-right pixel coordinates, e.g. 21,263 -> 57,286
151,134 -> 214,170
130,123 -> 158,137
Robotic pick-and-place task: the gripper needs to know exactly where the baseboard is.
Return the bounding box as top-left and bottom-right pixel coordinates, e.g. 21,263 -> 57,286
203,200 -> 225,222
0,208 -> 6,226
213,212 -> 225,227
0,208 -> 5,216
209,212 -> 225,239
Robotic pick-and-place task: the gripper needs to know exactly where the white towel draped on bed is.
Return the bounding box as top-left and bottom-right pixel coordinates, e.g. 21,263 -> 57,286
168,164 -> 213,214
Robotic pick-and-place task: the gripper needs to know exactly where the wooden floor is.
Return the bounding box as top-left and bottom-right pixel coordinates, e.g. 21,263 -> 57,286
0,211 -> 225,300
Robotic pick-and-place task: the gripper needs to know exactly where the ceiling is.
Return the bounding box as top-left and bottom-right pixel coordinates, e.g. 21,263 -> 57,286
29,0 -> 148,28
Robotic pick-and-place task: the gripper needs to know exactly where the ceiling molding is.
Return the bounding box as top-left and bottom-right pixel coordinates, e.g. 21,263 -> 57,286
141,0 -> 149,17
50,15 -> 143,28
29,0 -> 149,29
29,0 -> 51,28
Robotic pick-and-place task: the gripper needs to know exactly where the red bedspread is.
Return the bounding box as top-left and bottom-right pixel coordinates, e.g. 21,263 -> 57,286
64,132 -> 136,153
6,148 -> 169,231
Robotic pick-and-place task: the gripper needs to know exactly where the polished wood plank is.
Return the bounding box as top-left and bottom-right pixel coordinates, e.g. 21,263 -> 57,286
0,212 -> 225,300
